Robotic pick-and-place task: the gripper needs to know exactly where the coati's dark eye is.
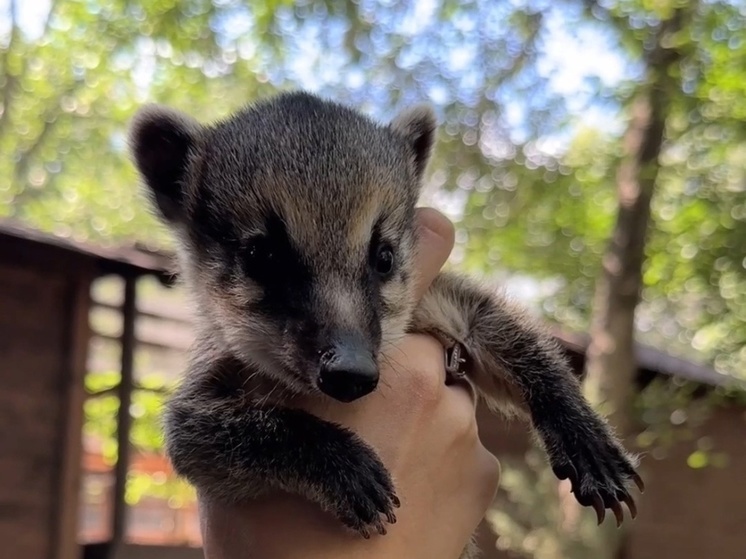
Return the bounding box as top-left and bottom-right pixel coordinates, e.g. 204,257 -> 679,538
373,244 -> 395,278
236,214 -> 312,304
241,236 -> 274,271
247,239 -> 272,260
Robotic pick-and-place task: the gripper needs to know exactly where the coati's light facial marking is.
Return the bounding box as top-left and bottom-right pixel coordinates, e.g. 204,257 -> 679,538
130,91 -> 436,402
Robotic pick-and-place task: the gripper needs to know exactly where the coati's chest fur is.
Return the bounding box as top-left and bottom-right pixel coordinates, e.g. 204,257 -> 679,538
130,91 -> 642,558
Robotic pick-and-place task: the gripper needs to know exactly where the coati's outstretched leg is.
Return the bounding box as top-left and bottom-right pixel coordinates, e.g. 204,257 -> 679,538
163,352 -> 400,538
412,271 -> 644,527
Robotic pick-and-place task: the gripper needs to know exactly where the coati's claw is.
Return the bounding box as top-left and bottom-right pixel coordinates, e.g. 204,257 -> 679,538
622,493 -> 637,519
542,417 -> 643,528
428,329 -> 469,380
332,442 -> 399,538
445,343 -> 468,379
591,494 -> 605,525
633,472 -> 645,493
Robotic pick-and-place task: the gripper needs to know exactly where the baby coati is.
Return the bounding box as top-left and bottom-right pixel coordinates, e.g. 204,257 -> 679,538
129,91 -> 643,556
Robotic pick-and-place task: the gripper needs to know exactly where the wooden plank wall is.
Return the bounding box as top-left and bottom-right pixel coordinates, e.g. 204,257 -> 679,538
0,261 -> 91,559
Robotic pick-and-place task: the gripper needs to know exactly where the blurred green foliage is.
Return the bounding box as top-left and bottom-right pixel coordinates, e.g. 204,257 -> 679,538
2,0 -> 744,379
84,369 -> 194,505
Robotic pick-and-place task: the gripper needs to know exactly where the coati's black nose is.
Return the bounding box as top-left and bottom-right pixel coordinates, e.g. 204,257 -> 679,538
317,334 -> 378,403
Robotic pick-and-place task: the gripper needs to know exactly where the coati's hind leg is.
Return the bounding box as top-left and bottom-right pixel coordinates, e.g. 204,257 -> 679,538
411,271 -> 644,527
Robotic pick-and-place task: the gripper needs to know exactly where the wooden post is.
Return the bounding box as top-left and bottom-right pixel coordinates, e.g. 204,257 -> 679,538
51,275 -> 93,559
110,275 -> 137,555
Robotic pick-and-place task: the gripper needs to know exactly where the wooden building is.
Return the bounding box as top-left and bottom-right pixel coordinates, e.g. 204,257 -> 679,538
0,220 -> 744,559
0,220 -> 179,559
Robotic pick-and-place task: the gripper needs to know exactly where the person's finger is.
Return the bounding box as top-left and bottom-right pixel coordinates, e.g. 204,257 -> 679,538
438,381 -> 480,443
384,333 -> 448,403
473,448 -> 502,513
445,377 -> 478,410
412,207 -> 455,301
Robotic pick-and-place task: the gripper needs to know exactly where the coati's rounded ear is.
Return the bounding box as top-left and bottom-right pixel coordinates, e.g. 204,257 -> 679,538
128,104 -> 202,223
389,105 -> 437,179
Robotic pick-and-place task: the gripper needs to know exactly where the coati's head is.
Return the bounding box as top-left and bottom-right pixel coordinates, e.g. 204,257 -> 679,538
130,91 -> 436,403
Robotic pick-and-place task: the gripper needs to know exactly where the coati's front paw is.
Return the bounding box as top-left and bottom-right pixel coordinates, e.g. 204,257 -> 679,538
327,445 -> 400,538
542,420 -> 644,527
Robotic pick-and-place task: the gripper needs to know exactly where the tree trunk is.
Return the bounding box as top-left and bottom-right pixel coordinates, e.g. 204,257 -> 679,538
583,90 -> 661,432
584,9 -> 686,433
582,9 -> 688,556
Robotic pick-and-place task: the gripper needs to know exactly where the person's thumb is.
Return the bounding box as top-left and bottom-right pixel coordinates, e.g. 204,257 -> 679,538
411,207 -> 455,301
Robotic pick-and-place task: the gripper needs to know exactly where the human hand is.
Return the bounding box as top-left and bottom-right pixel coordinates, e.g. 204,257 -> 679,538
199,208 -> 500,559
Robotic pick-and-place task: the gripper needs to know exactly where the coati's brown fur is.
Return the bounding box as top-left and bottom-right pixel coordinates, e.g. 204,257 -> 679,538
129,91 -> 642,558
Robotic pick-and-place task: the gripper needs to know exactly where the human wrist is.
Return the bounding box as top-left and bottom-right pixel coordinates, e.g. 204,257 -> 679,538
202,492 -> 466,559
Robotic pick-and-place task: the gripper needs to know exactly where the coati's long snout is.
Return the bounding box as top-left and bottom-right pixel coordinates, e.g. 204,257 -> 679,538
317,331 -> 378,402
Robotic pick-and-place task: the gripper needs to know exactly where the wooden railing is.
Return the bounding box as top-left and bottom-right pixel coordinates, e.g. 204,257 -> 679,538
80,274 -> 202,551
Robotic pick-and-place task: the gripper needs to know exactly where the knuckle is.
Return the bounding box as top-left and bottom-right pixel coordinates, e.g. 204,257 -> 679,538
407,337 -> 446,407
480,453 -> 501,506
443,382 -> 480,438
384,334 -> 445,408
469,446 -> 501,506
454,405 -> 479,439
413,373 -> 441,408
